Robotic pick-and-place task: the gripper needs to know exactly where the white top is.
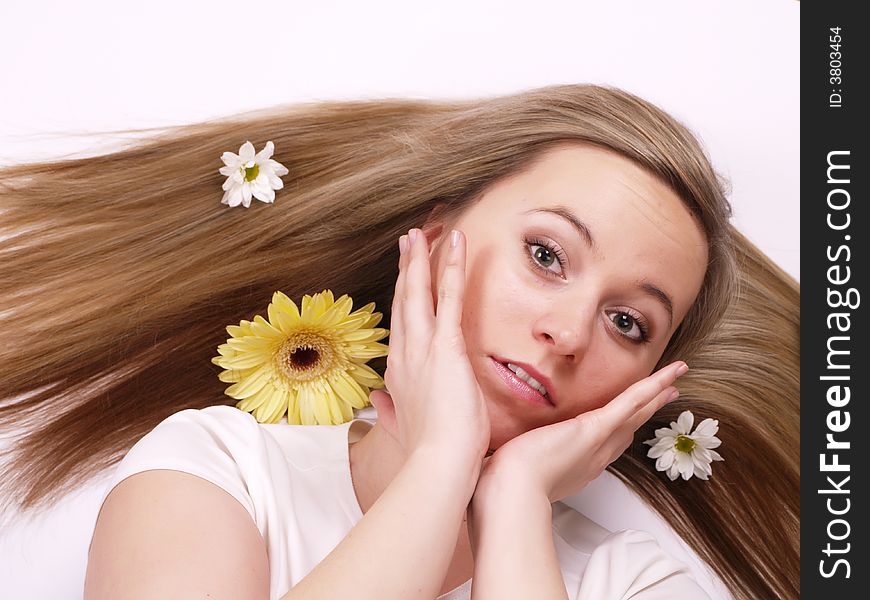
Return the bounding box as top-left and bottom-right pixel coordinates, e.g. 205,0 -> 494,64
94,405 -> 709,599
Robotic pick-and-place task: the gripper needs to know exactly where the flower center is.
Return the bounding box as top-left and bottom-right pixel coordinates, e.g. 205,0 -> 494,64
290,346 -> 319,368
275,332 -> 338,383
244,163 -> 260,182
674,435 -> 696,453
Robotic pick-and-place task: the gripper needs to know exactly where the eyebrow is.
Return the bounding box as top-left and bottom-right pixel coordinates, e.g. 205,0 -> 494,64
523,207 -> 596,249
522,205 -> 675,329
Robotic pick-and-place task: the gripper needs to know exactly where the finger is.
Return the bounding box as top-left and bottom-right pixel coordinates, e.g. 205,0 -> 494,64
434,229 -> 467,338
626,384 -> 679,432
598,384 -> 678,466
388,234 -> 410,356
403,228 -> 436,344
599,361 -> 688,429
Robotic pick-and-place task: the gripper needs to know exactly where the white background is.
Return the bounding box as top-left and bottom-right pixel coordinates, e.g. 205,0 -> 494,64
0,2 -> 798,598
0,0 -> 799,279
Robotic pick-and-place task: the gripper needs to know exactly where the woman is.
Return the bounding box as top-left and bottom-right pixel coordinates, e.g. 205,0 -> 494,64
0,84 -> 799,599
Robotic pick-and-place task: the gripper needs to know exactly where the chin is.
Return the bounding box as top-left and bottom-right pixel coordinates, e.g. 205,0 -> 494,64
484,399 -> 542,450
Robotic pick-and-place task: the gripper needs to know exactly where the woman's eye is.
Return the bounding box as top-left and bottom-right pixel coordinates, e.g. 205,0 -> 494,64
607,311 -> 650,343
532,245 -> 557,268
524,237 -> 567,278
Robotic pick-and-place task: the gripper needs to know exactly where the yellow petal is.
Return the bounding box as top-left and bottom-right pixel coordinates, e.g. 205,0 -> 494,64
257,395 -> 287,424
286,389 -> 301,424
218,369 -> 244,383
330,370 -> 370,409
328,390 -> 352,424
214,345 -> 236,358
317,295 -> 354,328
251,315 -> 285,339
341,328 -> 388,343
331,312 -> 373,333
299,385 -> 317,425
313,381 -> 333,425
347,362 -> 384,387
236,384 -> 274,412
224,364 -> 272,398
345,342 -> 389,360
227,336 -> 278,352
312,292 -> 328,319
268,300 -> 295,333
219,352 -> 271,370
272,292 -> 301,323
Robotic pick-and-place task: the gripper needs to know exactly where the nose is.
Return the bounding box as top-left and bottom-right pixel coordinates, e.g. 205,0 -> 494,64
535,306 -> 595,362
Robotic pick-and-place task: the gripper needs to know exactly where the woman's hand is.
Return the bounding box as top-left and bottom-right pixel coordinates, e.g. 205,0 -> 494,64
473,361 -> 688,504
369,227 -> 491,469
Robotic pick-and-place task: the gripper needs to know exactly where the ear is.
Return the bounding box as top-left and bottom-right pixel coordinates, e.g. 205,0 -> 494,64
368,389 -> 398,441
421,202 -> 449,248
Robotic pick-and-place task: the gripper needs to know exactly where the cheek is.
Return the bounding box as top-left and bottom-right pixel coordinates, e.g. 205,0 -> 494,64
455,250 -> 527,343
561,363 -> 651,418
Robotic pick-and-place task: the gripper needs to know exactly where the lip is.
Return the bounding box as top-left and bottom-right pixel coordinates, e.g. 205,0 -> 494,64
489,356 -> 556,408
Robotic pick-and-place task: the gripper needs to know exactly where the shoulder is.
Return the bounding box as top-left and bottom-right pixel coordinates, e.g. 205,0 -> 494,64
86,468 -> 270,599
577,529 -> 711,599
101,405 -> 274,520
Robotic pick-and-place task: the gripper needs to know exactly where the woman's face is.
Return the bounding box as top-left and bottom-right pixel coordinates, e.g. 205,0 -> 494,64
426,144 -> 709,449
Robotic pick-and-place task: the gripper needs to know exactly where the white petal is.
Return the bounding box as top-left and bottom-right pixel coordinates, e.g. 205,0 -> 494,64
269,159 -> 289,176
654,426 -> 677,438
242,183 -> 253,207
655,435 -> 676,447
648,443 -> 670,459
649,438 -> 675,456
676,411 -> 694,435
693,463 -> 710,480
220,151 -> 240,166
694,418 -> 719,437
675,451 -> 694,480
693,435 -> 722,450
239,141 -> 255,162
255,140 -> 275,161
693,446 -> 712,462
219,165 -> 237,177
709,449 -> 724,462
695,457 -> 713,476
656,450 -> 676,471
268,173 -> 285,189
222,170 -> 243,190
253,181 -> 275,203
226,185 -> 243,207
666,463 -> 680,481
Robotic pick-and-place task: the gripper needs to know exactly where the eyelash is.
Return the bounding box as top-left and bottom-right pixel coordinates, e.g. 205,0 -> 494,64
522,236 -> 652,344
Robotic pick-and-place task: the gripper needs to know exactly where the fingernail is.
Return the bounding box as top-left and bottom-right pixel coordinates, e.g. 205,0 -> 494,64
450,229 -> 460,248
675,362 -> 689,377
409,228 -> 419,244
669,389 -> 680,402
399,235 -> 408,254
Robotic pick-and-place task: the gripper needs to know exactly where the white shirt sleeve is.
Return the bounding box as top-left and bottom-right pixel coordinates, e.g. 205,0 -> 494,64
97,405 -> 275,533
575,529 -> 711,600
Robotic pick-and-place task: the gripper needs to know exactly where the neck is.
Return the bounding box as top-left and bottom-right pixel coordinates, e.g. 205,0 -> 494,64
347,420 -> 409,514
347,417 -> 475,593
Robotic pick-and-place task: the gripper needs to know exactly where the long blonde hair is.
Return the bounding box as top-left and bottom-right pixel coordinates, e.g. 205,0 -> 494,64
0,85 -> 798,599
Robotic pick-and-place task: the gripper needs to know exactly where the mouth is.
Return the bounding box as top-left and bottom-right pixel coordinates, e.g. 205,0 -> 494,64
489,356 -> 556,408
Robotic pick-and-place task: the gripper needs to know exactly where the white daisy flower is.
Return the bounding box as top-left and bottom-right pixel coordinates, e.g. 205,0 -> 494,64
643,410 -> 723,481
219,140 -> 290,208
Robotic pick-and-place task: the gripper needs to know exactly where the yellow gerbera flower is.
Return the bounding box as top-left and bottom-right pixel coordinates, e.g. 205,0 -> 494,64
212,290 -> 389,425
